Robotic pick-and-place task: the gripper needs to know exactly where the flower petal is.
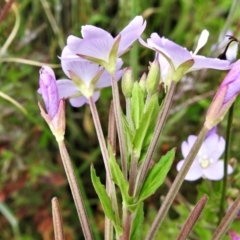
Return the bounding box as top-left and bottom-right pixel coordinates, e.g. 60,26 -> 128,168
147,33 -> 192,69
189,55 -> 232,72
118,15 -> 146,55
177,160 -> 203,181
193,29 -> 209,55
181,135 -> 197,158
69,96 -> 87,107
56,79 -> 79,99
203,160 -> 233,180
203,133 -> 225,161
61,60 -> 101,86
60,46 -> 87,77
67,32 -> 114,62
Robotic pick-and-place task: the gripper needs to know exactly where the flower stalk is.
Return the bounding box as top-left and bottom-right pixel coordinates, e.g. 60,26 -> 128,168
111,72 -> 128,179
145,126 -> 209,240
57,140 -> 94,240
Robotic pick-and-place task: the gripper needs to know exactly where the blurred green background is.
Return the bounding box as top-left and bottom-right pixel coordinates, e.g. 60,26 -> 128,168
1,0 -> 240,239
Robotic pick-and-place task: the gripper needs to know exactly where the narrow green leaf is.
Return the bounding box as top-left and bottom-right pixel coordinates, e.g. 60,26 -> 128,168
138,149 -> 175,202
90,165 -> 116,221
109,148 -> 133,205
122,113 -> 134,159
131,82 -> 145,129
132,94 -> 160,160
130,202 -> 144,240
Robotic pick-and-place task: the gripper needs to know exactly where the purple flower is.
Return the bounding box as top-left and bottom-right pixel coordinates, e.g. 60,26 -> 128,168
205,60 -> 240,129
39,66 -> 59,120
56,46 -> 123,107
140,30 -> 232,83
177,131 -> 233,181
66,16 -> 146,72
229,231 -> 240,240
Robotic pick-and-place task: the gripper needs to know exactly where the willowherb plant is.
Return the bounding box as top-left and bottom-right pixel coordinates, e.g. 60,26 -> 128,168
38,15 -> 240,240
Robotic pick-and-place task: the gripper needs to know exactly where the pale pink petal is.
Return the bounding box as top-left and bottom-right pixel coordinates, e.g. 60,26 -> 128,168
203,161 -> 233,180
56,79 -> 79,99
60,46 -> 87,77
81,25 -> 113,40
66,35 -> 82,53
118,16 -> 146,55
148,33 -> 192,69
181,135 -> 197,158
69,96 -> 87,107
67,35 -> 113,62
177,160 -> 203,181
61,60 -> 101,86
204,134 -> 225,161
188,55 -> 232,72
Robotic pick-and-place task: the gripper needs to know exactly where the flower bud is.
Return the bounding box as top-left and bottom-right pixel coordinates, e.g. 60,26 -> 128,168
146,59 -> 160,95
121,67 -> 134,98
139,72 -> 147,95
39,66 -> 59,120
205,60 -> 240,129
38,66 -> 66,142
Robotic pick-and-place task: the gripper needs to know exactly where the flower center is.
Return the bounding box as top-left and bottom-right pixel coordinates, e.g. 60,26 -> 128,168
198,154 -> 213,168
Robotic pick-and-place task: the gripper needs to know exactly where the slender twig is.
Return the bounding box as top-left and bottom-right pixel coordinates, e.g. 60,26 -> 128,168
0,57 -> 60,67
105,102 -> 116,240
145,126 -> 209,240
57,141 -> 94,240
218,103 -> 235,223
88,97 -> 111,182
134,81 -> 177,198
165,177 -> 191,212
177,195 -> 208,240
52,197 -> 65,240
0,2 -> 20,57
0,91 -> 27,115
0,0 -> 14,24
212,193 -> 240,240
111,73 -> 128,179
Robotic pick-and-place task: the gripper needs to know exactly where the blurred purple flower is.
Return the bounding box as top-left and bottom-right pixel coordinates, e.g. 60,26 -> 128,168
177,130 -> 233,181
56,46 -> 123,107
66,16 -> 146,70
39,66 -> 59,120
229,231 -> 240,240
140,30 -> 232,83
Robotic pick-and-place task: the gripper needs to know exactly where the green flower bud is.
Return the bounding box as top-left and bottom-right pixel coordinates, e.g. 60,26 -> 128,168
139,72 -> 147,95
146,59 -> 160,95
121,67 -> 134,98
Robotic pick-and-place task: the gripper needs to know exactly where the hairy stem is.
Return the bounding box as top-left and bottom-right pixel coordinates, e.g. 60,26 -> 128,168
58,141 -> 94,240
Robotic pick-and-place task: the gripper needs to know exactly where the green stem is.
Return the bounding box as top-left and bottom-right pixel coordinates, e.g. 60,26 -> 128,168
88,96 -> 111,182
111,73 -> 128,179
134,81 -> 177,198
145,126 -> 209,240
218,103 -> 235,223
57,141 -> 94,240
